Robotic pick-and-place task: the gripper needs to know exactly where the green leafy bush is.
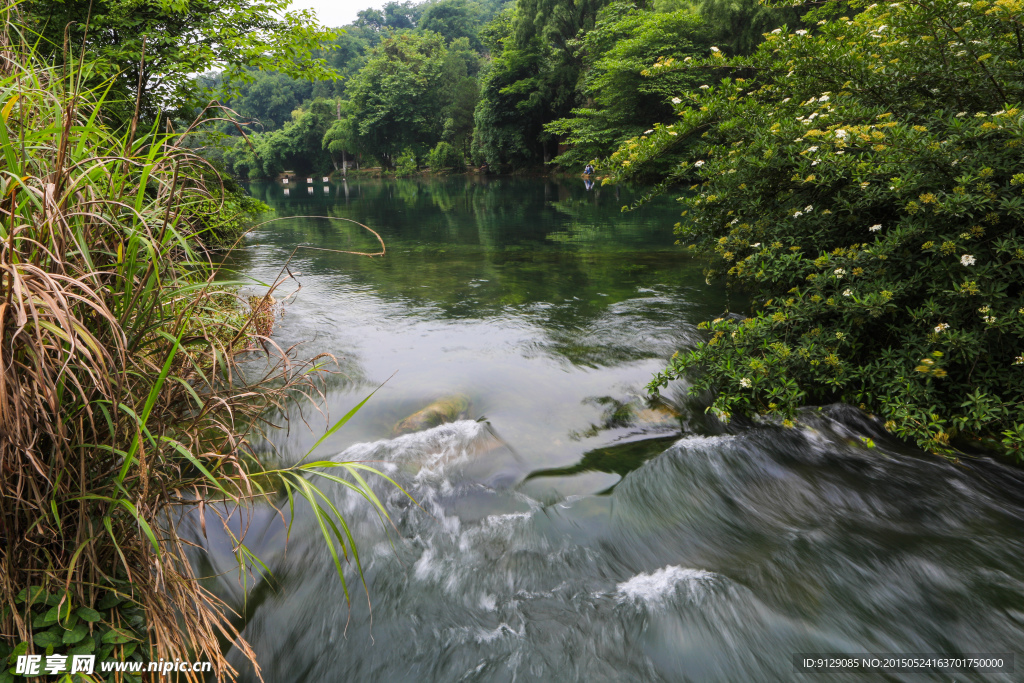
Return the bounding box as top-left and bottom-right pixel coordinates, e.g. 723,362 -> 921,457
606,0 -> 1024,457
428,141 -> 465,170
545,1 -> 707,170
395,147 -> 419,176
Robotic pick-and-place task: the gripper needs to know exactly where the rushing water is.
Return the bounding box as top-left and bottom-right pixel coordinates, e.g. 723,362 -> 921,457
195,177 -> 1024,682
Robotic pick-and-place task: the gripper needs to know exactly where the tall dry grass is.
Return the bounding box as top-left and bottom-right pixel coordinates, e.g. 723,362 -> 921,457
0,10 -> 397,680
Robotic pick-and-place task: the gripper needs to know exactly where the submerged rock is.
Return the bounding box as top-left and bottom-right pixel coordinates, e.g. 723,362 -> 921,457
392,394 -> 471,435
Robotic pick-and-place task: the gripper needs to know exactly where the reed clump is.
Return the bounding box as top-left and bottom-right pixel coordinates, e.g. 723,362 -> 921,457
0,13 -> 394,681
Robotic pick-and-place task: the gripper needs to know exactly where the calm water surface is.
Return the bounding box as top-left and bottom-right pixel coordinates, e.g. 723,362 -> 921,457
195,177 -> 1024,682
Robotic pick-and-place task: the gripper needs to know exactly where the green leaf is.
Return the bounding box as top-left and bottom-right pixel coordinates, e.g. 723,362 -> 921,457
101,627 -> 135,644
33,629 -> 64,648
15,586 -> 46,605
68,638 -> 96,656
43,601 -> 73,624
76,607 -> 103,622
96,593 -> 122,610
62,623 -> 89,644
33,610 -> 58,628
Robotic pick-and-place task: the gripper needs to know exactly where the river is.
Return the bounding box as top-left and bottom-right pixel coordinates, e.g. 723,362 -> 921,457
195,176 -> 1024,682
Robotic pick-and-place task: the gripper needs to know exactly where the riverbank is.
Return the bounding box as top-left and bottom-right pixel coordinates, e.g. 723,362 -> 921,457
0,38 -> 377,680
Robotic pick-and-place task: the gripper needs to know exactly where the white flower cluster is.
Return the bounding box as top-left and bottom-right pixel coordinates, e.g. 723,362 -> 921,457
694,160 -> 705,167
834,268 -> 846,277
843,289 -> 853,297
740,377 -> 752,388
935,323 -> 950,333
961,254 -> 976,266
869,224 -> 882,232
835,129 -> 848,138
1015,354 -> 1024,366
699,85 -> 710,90
795,29 -> 808,35
671,97 -> 682,104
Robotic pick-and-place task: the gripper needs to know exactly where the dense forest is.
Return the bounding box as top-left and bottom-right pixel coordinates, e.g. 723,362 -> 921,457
195,0 -> 801,177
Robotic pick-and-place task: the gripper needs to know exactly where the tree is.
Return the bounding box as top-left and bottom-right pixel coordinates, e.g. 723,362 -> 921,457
420,0 -> 485,50
472,6 -> 550,167
224,98 -> 337,177
224,71 -> 314,131
355,1 -> 424,31
347,31 -> 464,168
606,0 -> 1024,456
545,1 -> 707,169
473,0 -> 610,167
22,0 -> 338,119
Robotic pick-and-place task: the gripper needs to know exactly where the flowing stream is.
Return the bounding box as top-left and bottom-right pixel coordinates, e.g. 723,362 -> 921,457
194,176 -> 1024,682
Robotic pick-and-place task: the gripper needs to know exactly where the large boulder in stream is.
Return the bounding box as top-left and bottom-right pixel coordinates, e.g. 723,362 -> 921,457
392,394 -> 471,436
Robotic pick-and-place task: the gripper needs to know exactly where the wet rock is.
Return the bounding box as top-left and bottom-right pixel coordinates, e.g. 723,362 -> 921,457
392,394 -> 471,435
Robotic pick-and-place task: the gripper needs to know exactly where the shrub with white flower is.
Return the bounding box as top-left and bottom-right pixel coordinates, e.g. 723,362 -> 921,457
739,377 -> 752,388
607,0 -> 1024,457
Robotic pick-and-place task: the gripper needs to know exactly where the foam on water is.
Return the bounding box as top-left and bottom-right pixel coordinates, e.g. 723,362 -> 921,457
616,565 -> 717,607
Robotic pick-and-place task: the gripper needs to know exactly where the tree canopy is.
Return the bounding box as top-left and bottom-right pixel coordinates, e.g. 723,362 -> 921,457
22,0 -> 338,118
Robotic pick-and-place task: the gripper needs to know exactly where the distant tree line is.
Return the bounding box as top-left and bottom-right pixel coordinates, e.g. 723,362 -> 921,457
197,0 -> 800,177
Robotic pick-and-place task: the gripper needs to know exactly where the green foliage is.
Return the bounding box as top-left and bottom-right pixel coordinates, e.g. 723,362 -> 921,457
221,71 -> 315,131
3,586 -> 148,681
546,1 -> 707,169
355,1 -> 425,31
428,140 -> 465,169
395,148 -> 421,175
347,31 -> 476,168
696,0 -> 805,54
21,0 -> 338,119
223,98 -> 339,177
607,0 -> 1024,457
420,0 -> 485,49
472,6 -> 549,167
1,30 -> 403,675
